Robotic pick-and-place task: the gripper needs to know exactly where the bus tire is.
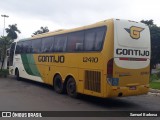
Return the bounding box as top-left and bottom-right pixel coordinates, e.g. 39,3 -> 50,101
54,75 -> 64,94
16,69 -> 20,81
67,77 -> 78,98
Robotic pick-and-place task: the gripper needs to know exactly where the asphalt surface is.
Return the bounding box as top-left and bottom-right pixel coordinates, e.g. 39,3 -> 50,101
0,76 -> 160,120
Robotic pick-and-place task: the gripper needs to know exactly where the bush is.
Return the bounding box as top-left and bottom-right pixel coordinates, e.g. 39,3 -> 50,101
150,74 -> 159,81
156,71 -> 160,78
0,69 -> 9,78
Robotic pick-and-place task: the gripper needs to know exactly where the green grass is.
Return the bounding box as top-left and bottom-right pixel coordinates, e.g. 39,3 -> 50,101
150,82 -> 160,90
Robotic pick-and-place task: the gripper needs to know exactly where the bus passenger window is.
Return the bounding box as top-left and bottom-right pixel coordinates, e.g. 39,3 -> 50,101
15,42 -> 22,54
76,43 -> 83,51
54,35 -> 67,52
95,30 -> 105,50
41,37 -> 54,53
21,42 -> 30,53
84,31 -> 95,51
32,39 -> 42,53
67,31 -> 84,52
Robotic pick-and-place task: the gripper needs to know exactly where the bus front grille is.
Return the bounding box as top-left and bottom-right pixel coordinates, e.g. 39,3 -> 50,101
85,70 -> 101,93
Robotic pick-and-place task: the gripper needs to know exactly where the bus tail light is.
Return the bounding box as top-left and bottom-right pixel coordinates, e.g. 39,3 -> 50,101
107,58 -> 113,78
107,58 -> 119,86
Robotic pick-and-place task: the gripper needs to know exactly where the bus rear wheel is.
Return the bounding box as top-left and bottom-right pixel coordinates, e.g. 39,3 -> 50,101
54,75 -> 64,94
67,77 -> 78,98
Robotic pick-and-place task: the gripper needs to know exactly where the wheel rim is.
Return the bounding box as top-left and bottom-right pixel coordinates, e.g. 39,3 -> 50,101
68,80 -> 76,95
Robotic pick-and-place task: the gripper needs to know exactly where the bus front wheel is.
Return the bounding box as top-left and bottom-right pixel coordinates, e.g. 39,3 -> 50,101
67,77 -> 78,98
54,75 -> 64,94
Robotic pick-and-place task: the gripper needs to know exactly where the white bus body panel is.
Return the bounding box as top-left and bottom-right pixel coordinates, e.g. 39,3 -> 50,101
114,19 -> 150,69
14,54 -> 44,83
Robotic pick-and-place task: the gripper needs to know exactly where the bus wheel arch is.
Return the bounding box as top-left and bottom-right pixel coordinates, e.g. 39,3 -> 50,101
15,68 -> 18,75
15,68 -> 20,80
53,73 -> 64,94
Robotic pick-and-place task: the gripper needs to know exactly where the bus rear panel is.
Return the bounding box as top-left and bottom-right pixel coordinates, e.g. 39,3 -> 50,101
106,19 -> 150,97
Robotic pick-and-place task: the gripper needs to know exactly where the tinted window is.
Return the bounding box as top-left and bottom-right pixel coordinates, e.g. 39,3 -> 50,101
15,42 -> 22,54
41,37 -> 54,53
67,31 -> 84,52
31,39 -> 42,53
84,30 -> 95,51
54,35 -> 67,52
95,28 -> 106,50
84,26 -> 106,51
23,41 -> 32,53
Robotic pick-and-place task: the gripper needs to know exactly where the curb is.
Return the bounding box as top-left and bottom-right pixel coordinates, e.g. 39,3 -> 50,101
148,89 -> 160,96
149,88 -> 160,93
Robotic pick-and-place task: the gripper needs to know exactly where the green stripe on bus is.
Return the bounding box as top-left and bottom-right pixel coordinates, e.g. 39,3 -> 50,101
21,54 -> 41,77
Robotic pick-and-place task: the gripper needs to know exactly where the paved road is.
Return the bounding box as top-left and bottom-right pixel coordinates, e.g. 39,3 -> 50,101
0,76 -> 160,120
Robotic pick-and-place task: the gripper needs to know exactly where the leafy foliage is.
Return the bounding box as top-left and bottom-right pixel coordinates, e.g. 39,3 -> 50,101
141,20 -> 160,69
0,36 -> 13,70
0,24 -> 21,70
5,24 -> 21,40
150,73 -> 159,81
33,26 -> 49,35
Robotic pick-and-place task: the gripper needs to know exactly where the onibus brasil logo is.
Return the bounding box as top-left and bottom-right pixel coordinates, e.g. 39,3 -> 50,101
125,26 -> 144,39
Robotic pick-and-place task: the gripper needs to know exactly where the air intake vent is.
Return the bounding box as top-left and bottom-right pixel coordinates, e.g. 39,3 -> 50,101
85,70 -> 101,92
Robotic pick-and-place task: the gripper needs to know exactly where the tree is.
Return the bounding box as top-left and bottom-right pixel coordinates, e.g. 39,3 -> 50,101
5,24 -> 21,40
141,20 -> 160,69
0,24 -> 21,70
141,19 -> 154,27
33,26 -> 49,35
0,36 -> 13,70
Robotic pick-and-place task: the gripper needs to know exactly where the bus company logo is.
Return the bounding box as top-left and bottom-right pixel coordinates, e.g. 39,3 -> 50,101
125,26 -> 144,39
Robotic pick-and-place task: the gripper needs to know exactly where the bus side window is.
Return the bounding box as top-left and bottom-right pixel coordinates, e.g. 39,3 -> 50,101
67,31 -> 84,52
32,39 -> 42,53
21,42 -> 25,53
84,30 -> 95,51
95,30 -> 105,51
76,43 -> 83,51
15,42 -> 21,54
20,41 -> 31,54
42,37 -> 54,53
54,35 -> 67,52
26,41 -> 32,53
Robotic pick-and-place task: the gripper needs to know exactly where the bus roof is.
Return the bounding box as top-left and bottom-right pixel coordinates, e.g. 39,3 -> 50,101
29,19 -> 113,40
18,19 -> 144,41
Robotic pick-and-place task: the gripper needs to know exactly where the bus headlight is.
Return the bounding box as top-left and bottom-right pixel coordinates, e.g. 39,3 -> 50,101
107,78 -> 119,86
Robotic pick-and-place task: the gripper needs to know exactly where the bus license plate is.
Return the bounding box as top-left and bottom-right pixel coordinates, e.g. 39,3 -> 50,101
129,86 -> 136,90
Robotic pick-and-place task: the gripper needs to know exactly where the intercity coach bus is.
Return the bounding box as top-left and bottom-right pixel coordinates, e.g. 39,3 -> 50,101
9,19 -> 150,98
